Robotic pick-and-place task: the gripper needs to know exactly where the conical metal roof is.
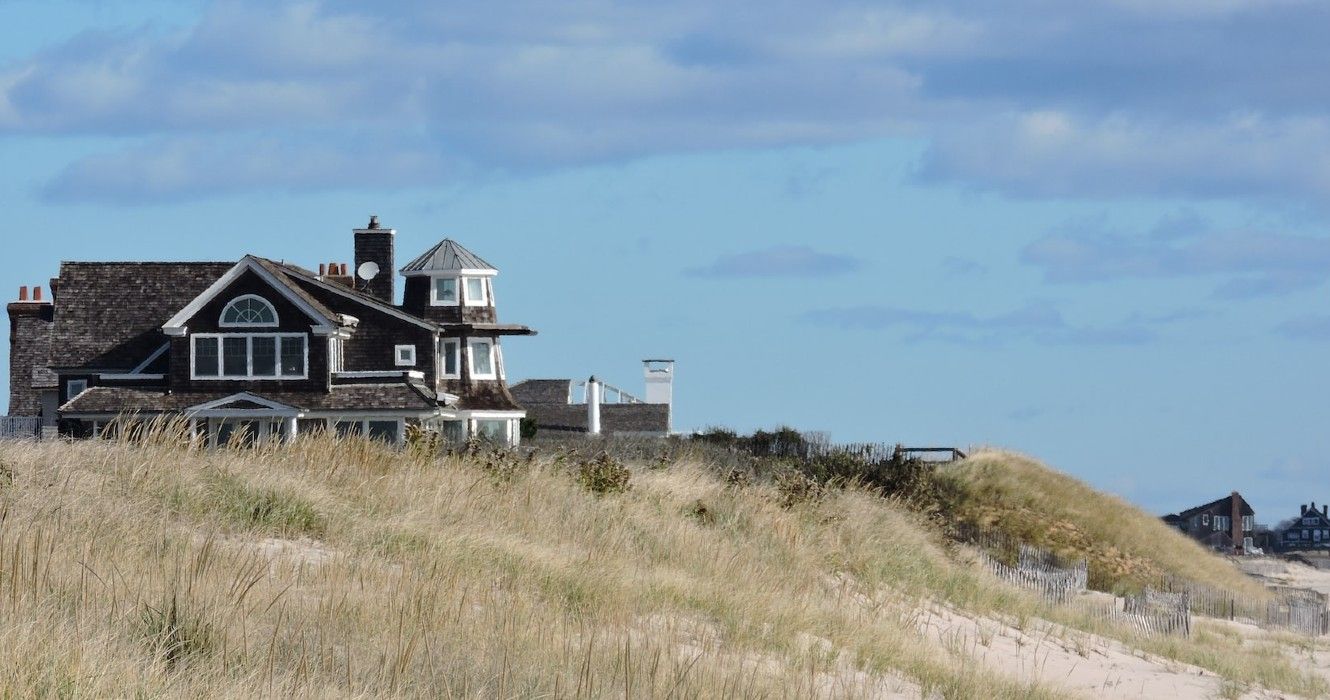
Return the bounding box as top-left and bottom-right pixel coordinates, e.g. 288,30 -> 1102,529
400,239 -> 497,273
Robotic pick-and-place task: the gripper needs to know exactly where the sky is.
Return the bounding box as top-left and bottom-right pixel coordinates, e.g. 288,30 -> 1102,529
2,0 -> 1328,521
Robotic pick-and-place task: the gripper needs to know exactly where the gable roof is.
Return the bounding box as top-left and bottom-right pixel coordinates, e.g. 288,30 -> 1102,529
161,256 -> 340,333
50,262 -> 234,370
510,379 -> 573,404
400,239 -> 496,274
270,260 -> 442,331
1177,493 -> 1254,520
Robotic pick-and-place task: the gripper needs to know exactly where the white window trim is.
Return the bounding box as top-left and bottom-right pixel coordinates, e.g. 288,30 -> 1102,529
191,333 -> 309,380
467,338 -> 497,380
439,338 -> 461,379
66,379 -> 88,399
430,276 -> 460,307
219,294 -> 280,328
394,344 -> 417,367
462,276 -> 489,307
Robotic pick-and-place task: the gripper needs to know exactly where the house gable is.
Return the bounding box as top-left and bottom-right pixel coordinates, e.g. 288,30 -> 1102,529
162,257 -> 338,335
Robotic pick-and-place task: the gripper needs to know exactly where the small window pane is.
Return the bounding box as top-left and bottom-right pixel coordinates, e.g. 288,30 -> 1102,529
223,337 -> 249,376
367,421 -> 399,443
470,341 -> 493,376
194,337 -> 219,377
434,278 -> 457,303
281,336 -> 305,376
252,336 -> 277,376
442,340 -> 459,376
465,278 -> 485,304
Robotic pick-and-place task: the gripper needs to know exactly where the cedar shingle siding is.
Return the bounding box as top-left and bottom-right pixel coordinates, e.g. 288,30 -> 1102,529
8,223 -> 536,443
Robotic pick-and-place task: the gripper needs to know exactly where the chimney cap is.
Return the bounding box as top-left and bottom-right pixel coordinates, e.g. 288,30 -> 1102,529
368,214 -> 379,229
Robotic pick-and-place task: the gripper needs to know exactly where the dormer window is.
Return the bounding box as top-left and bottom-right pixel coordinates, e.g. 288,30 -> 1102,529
463,277 -> 489,306
432,277 -> 459,306
220,295 -> 278,327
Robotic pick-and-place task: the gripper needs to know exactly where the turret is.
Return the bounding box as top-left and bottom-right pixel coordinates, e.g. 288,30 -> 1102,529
399,238 -> 498,324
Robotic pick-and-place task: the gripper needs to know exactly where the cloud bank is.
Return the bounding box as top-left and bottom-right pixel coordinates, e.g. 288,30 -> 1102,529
5,0 -> 1330,202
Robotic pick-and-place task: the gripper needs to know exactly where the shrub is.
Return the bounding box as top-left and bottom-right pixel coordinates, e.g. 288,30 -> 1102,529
687,499 -> 716,525
774,469 -> 821,509
574,453 -> 631,496
519,417 -> 539,440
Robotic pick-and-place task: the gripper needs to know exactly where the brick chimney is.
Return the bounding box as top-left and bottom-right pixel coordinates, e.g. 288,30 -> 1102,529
9,283 -> 55,416
1231,491 -> 1243,554
354,215 -> 395,304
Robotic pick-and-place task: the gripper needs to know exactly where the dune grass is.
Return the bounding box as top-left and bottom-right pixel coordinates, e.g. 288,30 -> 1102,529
0,434 -> 1322,697
0,434 -> 1072,698
943,450 -> 1269,597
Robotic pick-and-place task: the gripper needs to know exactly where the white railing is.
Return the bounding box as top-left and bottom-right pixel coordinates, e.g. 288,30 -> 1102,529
573,380 -> 643,404
0,416 -> 40,440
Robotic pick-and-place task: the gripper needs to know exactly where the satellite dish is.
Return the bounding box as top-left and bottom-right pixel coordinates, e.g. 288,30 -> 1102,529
357,261 -> 380,281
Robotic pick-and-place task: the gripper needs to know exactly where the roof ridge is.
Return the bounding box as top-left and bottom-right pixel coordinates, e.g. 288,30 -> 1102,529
400,238 -> 497,273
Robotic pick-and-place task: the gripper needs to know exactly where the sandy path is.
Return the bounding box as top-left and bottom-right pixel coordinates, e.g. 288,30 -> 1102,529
915,602 -> 1270,699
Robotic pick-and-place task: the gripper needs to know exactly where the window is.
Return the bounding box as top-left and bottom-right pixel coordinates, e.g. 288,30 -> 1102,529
1242,515 -> 1254,531
432,277 -> 458,306
1289,531 -> 1300,539
192,334 -> 307,379
439,339 -> 460,378
367,420 -> 399,443
1202,514 -> 1210,526
463,277 -> 488,306
329,418 -> 403,445
1213,515 -> 1230,532
440,420 -> 464,443
468,339 -> 495,379
66,379 -> 88,399
475,419 -> 509,443
395,344 -> 416,367
220,295 -> 278,327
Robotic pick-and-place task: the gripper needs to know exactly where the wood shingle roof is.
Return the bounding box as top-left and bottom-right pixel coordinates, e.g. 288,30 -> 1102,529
50,262 -> 234,370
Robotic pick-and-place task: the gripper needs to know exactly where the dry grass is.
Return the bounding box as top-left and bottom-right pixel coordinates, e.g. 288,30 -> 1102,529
0,435 -> 1322,698
944,450 -> 1269,597
0,435 -> 1069,699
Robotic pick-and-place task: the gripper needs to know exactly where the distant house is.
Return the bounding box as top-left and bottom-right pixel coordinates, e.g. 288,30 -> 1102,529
510,361 -> 673,437
1279,503 -> 1330,550
1162,491 -> 1256,554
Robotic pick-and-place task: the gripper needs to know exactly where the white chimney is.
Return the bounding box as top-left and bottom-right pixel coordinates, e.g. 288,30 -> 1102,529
643,359 -> 674,433
587,375 -> 602,436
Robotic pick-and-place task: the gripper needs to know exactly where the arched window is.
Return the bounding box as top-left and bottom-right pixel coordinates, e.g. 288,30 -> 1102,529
220,295 -> 278,327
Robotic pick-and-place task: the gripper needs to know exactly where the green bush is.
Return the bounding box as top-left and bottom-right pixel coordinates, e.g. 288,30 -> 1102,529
574,453 -> 631,496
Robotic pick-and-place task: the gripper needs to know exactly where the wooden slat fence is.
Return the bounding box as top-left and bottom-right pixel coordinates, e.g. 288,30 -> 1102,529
0,416 -> 40,440
978,544 -> 1088,605
1159,574 -> 1328,636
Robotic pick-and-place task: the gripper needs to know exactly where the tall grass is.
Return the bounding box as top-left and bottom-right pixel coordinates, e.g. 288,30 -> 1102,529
0,433 -> 1321,697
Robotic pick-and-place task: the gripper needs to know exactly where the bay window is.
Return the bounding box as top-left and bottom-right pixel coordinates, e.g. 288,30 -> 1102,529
192,334 -> 307,379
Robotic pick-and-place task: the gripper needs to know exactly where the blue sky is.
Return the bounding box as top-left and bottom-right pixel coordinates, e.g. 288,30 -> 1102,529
2,0 -> 1329,521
